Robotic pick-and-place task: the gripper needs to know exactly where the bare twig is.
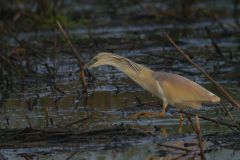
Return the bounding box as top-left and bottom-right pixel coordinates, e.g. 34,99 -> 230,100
0,54 -> 28,83
4,30 -> 22,45
56,21 -> 88,94
213,13 -> 227,33
56,21 -> 81,60
4,29 -> 46,58
0,152 -> 6,160
225,22 -> 240,30
164,32 -> 240,109
20,154 -> 32,160
179,110 -> 237,127
44,63 -> 52,74
64,116 -> 92,128
158,143 -> 193,152
195,115 -> 206,160
136,97 -> 141,104
222,103 -> 240,130
186,113 -> 204,142
229,127 -> 238,132
1,21 -> 3,55
126,147 -> 134,160
54,28 -> 57,82
26,115 -> 32,129
186,114 -> 198,135
61,22 -> 73,43
46,107 -> 49,128
223,142 -> 240,147
54,84 -> 66,94
148,52 -> 188,62
233,0 -> 240,26
205,26 -> 224,58
66,150 -> 80,160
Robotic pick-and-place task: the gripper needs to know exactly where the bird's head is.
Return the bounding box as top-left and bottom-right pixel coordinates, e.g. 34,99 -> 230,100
75,52 -> 114,73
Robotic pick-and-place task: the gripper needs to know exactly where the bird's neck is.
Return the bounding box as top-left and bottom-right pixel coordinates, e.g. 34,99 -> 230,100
107,60 -> 161,98
108,60 -> 154,81
107,61 -> 140,76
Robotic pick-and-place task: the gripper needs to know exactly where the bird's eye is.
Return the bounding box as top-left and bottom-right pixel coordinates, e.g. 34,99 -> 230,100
93,58 -> 98,63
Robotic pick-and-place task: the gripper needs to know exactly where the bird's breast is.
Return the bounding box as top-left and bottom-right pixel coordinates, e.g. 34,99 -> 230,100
128,74 -> 166,101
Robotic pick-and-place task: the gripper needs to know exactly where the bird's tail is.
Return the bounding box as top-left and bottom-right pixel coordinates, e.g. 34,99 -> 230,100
211,95 -> 220,103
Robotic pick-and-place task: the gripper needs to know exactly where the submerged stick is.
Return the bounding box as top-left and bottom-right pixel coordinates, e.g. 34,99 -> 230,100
186,114 -> 203,141
54,84 -> 66,94
186,114 -> 197,134
213,13 -> 227,33
5,30 -> 46,58
205,26 -> 224,58
46,107 -> 49,128
20,154 -> 32,160
1,22 -> 3,57
225,22 -> 240,30
179,110 -> 236,127
222,103 -> 240,130
157,143 -> 193,152
0,152 -> 6,160
136,97 -> 141,104
126,147 -> 135,160
44,63 -> 52,74
63,116 -> 92,128
195,115 -> 206,160
66,150 -> 80,160
233,0 -> 240,26
0,54 -> 28,83
54,28 -> 57,83
56,21 -> 88,94
26,115 -> 32,129
4,30 -> 22,45
164,32 -> 240,109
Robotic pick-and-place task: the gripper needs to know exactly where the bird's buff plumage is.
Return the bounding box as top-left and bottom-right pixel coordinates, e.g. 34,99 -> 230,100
77,52 -> 220,121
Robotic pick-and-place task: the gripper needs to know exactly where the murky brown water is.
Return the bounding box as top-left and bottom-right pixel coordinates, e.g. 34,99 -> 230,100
1,0 -> 240,159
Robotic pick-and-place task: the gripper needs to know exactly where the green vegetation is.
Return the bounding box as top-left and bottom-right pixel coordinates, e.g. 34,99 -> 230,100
1,1 -> 89,30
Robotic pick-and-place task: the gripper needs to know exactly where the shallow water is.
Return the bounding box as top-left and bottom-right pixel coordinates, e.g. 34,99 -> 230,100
1,0 -> 240,159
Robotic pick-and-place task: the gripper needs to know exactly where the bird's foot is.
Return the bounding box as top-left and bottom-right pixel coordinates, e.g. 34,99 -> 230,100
131,111 -> 151,121
131,111 -> 165,121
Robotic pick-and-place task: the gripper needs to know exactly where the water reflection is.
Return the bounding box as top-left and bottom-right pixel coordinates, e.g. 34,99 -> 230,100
0,58 -> 239,160
142,140 -> 214,160
0,0 -> 240,158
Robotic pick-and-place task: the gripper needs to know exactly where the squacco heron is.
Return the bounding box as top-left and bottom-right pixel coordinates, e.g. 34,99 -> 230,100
77,52 -> 220,121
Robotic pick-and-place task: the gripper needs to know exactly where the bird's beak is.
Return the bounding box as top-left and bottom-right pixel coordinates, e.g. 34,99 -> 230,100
75,62 -> 93,74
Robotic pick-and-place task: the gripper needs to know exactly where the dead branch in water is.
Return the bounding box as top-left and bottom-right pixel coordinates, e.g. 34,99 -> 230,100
164,32 -> 240,110
56,21 -> 88,94
195,115 -> 206,160
179,110 -> 237,128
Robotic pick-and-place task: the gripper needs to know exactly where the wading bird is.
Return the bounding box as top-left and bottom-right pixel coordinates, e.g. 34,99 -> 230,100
76,53 -> 220,121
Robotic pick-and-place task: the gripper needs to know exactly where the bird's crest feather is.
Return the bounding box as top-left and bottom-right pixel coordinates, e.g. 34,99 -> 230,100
110,54 -> 141,74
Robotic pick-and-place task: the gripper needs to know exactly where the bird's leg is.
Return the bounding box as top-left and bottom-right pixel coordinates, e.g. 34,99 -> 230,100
178,109 -> 184,121
178,120 -> 183,133
131,104 -> 166,120
160,126 -> 167,137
